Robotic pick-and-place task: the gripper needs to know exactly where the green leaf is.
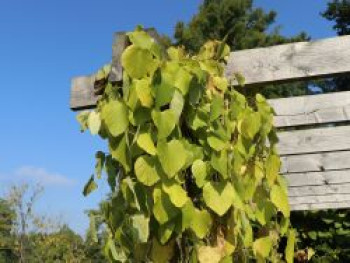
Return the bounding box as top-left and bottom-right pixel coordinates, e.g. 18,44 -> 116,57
122,45 -> 158,79
234,72 -> 245,87
210,95 -> 224,121
190,209 -> 212,239
253,237 -> 272,258
157,140 -> 187,178
151,238 -> 174,263
191,160 -> 208,188
203,181 -> 234,216
162,182 -> 189,208
127,30 -> 155,50
153,187 -> 179,224
137,132 -> 157,155
83,175 -> 98,196
88,111 -> 101,135
170,90 -> 184,120
198,245 -> 223,263
266,154 -> 280,186
135,79 -> 154,108
152,110 -> 176,139
101,100 -> 129,137
207,135 -> 226,151
95,151 -> 105,179
285,230 -> 295,263
131,214 -> 150,243
109,134 -> 131,173
107,238 -> 127,262
134,156 -> 161,186
271,184 -> 290,217
211,150 -> 228,179
158,221 -> 175,244
174,68 -> 192,95
239,112 -> 261,139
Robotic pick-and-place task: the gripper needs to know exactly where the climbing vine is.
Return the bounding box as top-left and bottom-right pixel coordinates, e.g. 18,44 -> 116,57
77,28 -> 295,262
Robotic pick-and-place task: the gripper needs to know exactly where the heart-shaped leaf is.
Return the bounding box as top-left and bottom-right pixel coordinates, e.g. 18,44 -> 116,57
203,181 -> 234,216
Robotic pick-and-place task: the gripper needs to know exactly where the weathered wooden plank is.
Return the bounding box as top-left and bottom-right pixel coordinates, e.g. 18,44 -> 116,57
285,170 -> 350,187
225,35 -> 350,86
70,76 -> 98,110
291,201 -> 350,211
71,35 -> 350,110
109,32 -> 128,83
269,91 -> 350,128
278,126 -> 350,156
288,183 -> 350,197
281,151 -> 350,174
289,194 -> 350,206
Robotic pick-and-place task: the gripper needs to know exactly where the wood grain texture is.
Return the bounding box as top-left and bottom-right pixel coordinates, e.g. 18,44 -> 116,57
291,201 -> 350,211
70,76 -> 98,110
285,170 -> 350,187
288,183 -> 350,197
281,151 -> 350,174
289,194 -> 350,205
109,32 -> 128,83
278,126 -> 350,156
225,35 -> 350,86
269,91 -> 350,128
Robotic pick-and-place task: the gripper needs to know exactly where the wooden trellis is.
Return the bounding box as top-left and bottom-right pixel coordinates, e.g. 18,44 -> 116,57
70,31 -> 350,211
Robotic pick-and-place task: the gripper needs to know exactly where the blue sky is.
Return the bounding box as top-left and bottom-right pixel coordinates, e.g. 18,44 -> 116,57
0,0 -> 335,235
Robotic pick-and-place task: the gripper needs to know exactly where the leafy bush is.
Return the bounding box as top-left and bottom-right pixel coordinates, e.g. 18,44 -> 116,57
77,28 -> 295,262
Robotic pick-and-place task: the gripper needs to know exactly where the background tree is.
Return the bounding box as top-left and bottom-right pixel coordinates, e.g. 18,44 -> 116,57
174,0 -> 311,98
0,199 -> 16,263
321,0 -> 350,92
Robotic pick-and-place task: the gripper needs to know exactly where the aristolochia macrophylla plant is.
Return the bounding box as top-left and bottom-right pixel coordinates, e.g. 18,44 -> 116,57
77,28 -> 295,262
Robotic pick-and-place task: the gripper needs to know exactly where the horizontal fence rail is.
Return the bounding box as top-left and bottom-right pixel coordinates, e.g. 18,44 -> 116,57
70,32 -> 350,211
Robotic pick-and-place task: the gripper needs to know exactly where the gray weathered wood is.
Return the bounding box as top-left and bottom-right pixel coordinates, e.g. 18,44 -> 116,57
281,151 -> 350,174
269,91 -> 350,128
288,183 -> 350,197
285,170 -> 350,187
225,35 -> 350,86
70,76 -> 98,110
291,201 -> 350,211
71,35 -> 350,110
278,126 -> 350,156
289,194 -> 350,206
109,32 -> 128,83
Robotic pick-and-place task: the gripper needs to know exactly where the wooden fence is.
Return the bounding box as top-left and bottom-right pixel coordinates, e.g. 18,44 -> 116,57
70,32 -> 350,211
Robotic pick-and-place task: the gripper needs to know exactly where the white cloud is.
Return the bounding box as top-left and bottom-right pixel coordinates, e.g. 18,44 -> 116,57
0,166 -> 76,187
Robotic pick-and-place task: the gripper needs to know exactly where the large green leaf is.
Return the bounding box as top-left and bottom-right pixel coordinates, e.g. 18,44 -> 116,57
210,95 -> 224,121
134,156 -> 161,186
271,184 -> 290,217
191,160 -> 208,188
253,237 -> 272,258
198,245 -> 223,263
240,112 -> 261,139
170,90 -> 184,120
88,111 -> 101,135
101,100 -> 129,137
122,45 -> 158,79
162,182 -> 189,208
153,187 -> 180,224
174,68 -> 192,95
135,79 -> 154,108
152,110 -> 176,139
211,150 -> 228,179
137,132 -> 157,155
151,238 -> 174,263
203,181 -> 234,216
157,140 -> 187,178
127,30 -> 154,50
266,154 -> 280,186
190,209 -> 212,239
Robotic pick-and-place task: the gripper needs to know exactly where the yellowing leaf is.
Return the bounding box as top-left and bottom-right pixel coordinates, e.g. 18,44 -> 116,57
240,112 -> 261,139
122,45 -> 158,79
157,140 -> 187,178
134,156 -> 160,186
153,187 -> 179,224
253,237 -> 272,258
151,239 -> 174,263
131,214 -> 150,243
198,245 -> 223,263
190,209 -> 212,239
152,110 -> 176,139
266,154 -> 280,186
101,100 -> 129,137
162,182 -> 189,208
88,111 -> 101,135
137,132 -> 156,155
191,160 -> 208,188
109,134 -> 131,173
203,181 -> 234,216
135,79 -> 154,108
127,30 -> 155,50
271,184 -> 290,217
